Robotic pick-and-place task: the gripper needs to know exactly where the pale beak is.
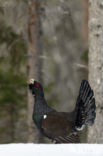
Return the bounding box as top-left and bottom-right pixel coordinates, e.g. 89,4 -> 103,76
29,78 -> 35,84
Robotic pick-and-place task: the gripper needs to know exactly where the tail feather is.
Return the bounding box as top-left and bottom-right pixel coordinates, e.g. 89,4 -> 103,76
75,80 -> 96,130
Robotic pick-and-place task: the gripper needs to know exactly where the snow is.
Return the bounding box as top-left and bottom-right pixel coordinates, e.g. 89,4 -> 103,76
0,144 -> 103,156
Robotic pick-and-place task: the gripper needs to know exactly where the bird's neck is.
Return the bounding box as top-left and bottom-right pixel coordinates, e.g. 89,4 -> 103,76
33,94 -> 54,115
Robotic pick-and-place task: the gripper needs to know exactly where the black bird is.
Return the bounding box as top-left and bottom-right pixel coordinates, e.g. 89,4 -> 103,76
29,79 -> 96,143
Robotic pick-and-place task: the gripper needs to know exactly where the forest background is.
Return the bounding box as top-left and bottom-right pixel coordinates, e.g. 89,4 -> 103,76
0,0 -> 102,144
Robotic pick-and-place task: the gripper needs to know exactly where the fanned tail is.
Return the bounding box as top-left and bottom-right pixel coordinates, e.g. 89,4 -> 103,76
75,80 -> 96,130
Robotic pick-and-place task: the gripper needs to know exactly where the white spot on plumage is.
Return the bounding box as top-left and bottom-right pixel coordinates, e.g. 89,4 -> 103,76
43,115 -> 47,119
76,125 -> 85,131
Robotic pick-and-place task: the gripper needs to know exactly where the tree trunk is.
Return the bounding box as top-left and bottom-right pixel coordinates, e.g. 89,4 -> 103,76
82,0 -> 88,47
27,0 -> 43,143
88,0 -> 103,143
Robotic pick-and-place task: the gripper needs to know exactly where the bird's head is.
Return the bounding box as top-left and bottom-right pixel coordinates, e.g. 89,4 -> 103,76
29,79 -> 43,97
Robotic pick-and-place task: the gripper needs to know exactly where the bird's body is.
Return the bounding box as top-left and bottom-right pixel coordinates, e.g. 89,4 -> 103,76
29,80 -> 96,143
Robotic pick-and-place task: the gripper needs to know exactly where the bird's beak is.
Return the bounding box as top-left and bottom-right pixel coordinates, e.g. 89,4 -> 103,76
29,78 -> 35,84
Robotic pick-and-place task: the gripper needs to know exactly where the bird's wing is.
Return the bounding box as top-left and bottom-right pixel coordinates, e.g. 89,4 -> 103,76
41,112 -> 80,143
74,80 -> 96,130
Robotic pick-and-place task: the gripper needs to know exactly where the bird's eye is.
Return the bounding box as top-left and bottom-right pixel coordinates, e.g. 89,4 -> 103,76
35,82 -> 39,87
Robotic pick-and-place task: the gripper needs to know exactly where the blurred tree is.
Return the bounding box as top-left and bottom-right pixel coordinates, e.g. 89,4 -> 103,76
27,0 -> 43,143
0,0 -> 28,143
88,0 -> 103,143
43,0 -> 88,119
82,0 -> 88,48
0,21 -> 27,143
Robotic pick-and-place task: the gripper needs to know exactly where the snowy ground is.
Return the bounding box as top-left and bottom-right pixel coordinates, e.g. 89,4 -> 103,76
0,144 -> 103,156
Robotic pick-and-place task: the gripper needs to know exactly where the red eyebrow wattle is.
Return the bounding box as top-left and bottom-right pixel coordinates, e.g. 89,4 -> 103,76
35,82 -> 39,87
